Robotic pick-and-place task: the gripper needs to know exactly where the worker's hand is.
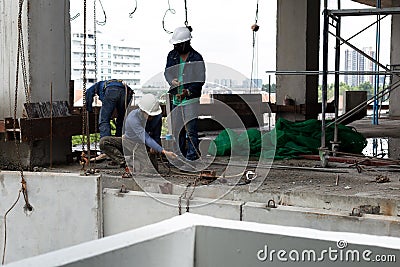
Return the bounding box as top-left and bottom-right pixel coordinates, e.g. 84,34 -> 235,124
171,78 -> 180,87
176,89 -> 189,101
162,150 -> 177,159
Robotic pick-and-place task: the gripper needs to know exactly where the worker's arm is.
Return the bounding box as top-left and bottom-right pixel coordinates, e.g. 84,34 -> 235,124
85,83 -> 98,112
164,51 -> 180,86
144,131 -> 163,153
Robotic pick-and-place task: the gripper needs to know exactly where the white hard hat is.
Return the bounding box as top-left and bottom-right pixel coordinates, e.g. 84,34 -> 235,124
138,94 -> 162,116
169,27 -> 192,44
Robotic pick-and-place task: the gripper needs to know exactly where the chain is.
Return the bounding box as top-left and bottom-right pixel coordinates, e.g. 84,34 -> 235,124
185,178 -> 198,212
93,0 -> 99,166
184,0 -> 188,26
178,183 -> 190,215
3,1 -> 32,263
81,0 -> 88,154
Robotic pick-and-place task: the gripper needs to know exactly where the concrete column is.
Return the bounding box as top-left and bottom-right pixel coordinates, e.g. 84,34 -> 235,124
276,0 -> 320,120
0,0 -> 70,118
0,0 -> 71,167
389,1 -> 400,118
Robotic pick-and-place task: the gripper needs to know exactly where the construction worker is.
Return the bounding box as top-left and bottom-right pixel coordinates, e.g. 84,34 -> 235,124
86,79 -> 133,161
99,94 -> 176,177
164,26 -> 206,161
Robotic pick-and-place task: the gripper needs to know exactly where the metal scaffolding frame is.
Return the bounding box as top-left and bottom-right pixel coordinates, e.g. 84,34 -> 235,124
319,0 -> 400,166
265,1 -> 400,166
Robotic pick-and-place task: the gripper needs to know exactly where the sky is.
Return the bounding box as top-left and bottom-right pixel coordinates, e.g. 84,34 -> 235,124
70,0 -> 392,85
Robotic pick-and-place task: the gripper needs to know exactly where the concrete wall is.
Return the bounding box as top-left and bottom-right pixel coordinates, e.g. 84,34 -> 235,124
102,188 -> 400,238
103,189 -> 243,236
242,202 -> 400,237
0,0 -> 70,119
0,171 -> 102,264
7,214 -> 400,267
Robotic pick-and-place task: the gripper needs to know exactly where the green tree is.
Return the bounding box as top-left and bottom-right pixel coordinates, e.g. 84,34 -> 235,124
262,83 -> 276,93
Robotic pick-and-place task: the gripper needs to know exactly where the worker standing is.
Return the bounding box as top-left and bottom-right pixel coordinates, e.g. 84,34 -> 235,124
164,26 -> 206,161
86,79 -> 133,161
100,94 -> 176,177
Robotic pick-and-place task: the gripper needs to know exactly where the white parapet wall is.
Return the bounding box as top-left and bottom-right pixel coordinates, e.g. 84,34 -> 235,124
103,188 -> 243,236
0,171 -> 102,264
242,201 -> 400,237
6,214 -> 400,267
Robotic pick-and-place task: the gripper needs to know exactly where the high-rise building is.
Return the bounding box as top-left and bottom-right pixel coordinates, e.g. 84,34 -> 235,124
344,47 -> 376,87
71,31 -> 141,92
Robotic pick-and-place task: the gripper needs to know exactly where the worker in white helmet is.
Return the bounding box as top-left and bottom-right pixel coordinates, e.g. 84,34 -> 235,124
100,94 -> 176,177
164,26 -> 206,162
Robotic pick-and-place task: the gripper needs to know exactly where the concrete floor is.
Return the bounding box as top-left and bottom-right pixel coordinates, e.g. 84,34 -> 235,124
8,116 -> 400,218
349,117 -> 400,138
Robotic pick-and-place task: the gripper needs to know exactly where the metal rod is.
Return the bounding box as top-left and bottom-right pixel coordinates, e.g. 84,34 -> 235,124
328,30 -> 399,78
321,0 -> 329,151
268,75 -> 271,131
50,82 -> 53,168
333,0 -> 341,153
327,78 -> 400,127
329,7 -> 400,16
265,70 -> 397,75
373,0 -> 382,125
337,15 -> 387,47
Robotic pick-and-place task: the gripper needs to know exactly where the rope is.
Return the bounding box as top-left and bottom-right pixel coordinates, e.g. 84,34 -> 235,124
129,0 -> 138,18
2,190 -> 22,265
95,0 -> 107,26
162,0 -> 176,34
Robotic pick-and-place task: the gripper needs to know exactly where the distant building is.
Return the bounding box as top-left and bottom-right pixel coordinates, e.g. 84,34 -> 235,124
71,31 -> 141,90
242,79 -> 263,89
344,47 -> 376,87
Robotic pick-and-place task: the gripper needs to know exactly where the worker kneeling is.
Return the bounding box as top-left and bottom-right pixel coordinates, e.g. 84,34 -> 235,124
100,94 -> 176,178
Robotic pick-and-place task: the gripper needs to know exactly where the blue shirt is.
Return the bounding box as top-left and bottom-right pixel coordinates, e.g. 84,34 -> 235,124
86,80 -> 132,112
124,109 -> 163,153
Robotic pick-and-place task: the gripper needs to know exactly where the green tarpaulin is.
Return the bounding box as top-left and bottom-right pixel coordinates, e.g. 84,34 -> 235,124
208,118 -> 367,159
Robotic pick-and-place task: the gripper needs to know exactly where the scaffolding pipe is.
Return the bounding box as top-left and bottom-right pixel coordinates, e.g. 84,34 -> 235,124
321,0 -> 329,154
337,15 -> 388,47
333,0 -> 341,153
373,0 -> 382,125
329,7 -> 400,16
327,78 -> 400,127
328,30 -> 400,79
265,70 -> 397,75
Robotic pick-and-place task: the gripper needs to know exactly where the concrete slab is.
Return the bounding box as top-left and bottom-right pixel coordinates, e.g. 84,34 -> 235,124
0,171 -> 102,264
